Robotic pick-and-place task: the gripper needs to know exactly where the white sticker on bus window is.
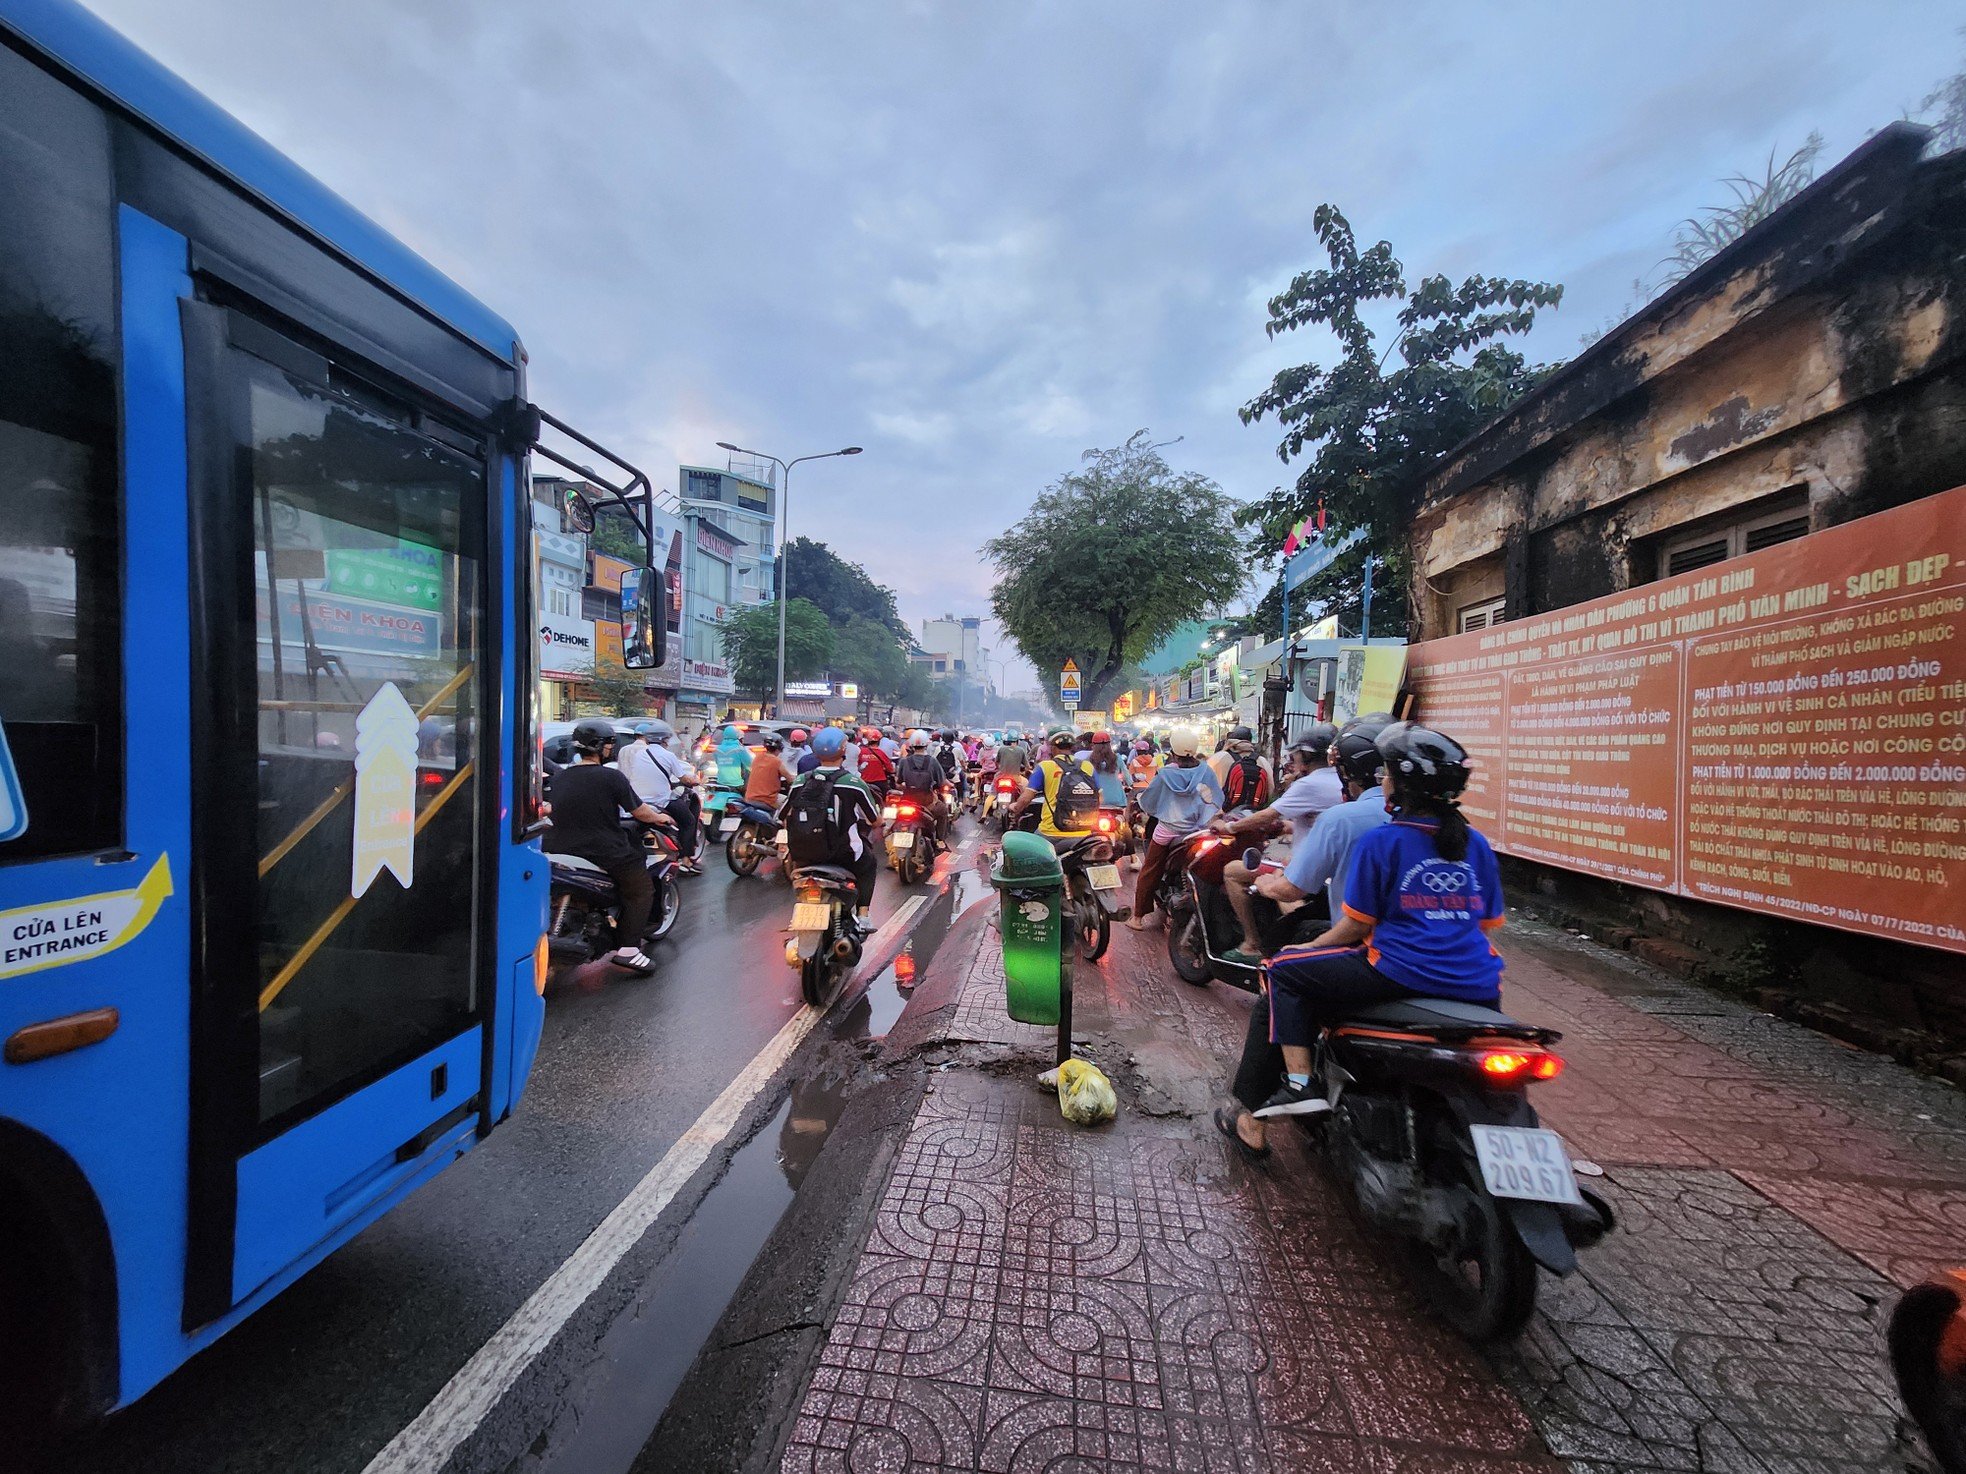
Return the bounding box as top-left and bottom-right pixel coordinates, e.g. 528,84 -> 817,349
0,855 -> 173,980
0,721 -> 25,842
351,683 -> 418,898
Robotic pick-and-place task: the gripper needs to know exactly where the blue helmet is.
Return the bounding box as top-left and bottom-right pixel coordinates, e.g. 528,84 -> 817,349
721,725 -> 743,743
811,726 -> 847,759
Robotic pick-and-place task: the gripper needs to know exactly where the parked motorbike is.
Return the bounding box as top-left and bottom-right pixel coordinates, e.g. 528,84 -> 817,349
1053,831 -> 1127,960
882,790 -> 943,885
1166,842 -> 1325,991
547,824 -> 683,967
785,865 -> 863,1007
1311,995 -> 1614,1340
725,796 -> 785,878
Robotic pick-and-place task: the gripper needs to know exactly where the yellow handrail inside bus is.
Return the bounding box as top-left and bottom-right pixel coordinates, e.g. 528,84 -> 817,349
257,663 -> 475,880
258,761 -> 474,1012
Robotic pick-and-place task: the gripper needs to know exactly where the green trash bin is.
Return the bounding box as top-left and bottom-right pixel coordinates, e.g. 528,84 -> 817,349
989,832 -> 1064,1026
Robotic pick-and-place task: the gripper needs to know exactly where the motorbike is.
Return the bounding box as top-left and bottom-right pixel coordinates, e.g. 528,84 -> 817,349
702,777 -> 746,843
725,794 -> 786,878
1310,993 -> 1614,1340
1053,830 -> 1128,961
547,823 -> 683,968
785,864 -> 864,1007
1166,839 -> 1326,991
982,773 -> 1021,831
882,789 -> 943,886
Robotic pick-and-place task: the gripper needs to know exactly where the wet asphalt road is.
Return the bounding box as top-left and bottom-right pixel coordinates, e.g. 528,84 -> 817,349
65,822 -> 986,1474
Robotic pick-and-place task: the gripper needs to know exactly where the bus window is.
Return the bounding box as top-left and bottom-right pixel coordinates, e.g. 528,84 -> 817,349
0,44 -> 122,862
224,343 -> 486,1129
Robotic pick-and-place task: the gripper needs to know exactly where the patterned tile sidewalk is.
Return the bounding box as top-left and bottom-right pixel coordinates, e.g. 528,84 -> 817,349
780,911 -> 1965,1472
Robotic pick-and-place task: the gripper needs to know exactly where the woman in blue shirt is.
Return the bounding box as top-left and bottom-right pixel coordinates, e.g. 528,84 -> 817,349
1252,722 -> 1507,1119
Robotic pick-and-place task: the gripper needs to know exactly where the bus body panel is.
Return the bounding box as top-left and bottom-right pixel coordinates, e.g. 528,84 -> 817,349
232,1025 -> 483,1302
1,2 -> 550,1416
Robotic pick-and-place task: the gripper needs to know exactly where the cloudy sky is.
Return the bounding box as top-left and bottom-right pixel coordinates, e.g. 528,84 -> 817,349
91,0 -> 1962,689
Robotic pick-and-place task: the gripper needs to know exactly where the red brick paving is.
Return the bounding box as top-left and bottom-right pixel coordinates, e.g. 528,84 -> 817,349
782,908 -> 1966,1471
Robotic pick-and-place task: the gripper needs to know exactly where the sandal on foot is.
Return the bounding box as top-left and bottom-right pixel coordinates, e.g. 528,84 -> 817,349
609,948 -> 657,976
1213,1105 -> 1270,1162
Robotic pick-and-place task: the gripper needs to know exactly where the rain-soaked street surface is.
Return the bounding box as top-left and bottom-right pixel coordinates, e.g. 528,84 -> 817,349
61,822 -> 991,1474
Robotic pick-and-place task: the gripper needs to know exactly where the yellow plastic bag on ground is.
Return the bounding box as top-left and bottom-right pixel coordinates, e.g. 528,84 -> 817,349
1040,1058 -> 1117,1126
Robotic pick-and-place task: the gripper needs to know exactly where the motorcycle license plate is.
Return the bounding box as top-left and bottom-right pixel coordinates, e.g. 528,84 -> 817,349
790,902 -> 833,932
1086,863 -> 1122,891
719,814 -> 741,834
891,831 -> 916,851
1469,1125 -> 1583,1205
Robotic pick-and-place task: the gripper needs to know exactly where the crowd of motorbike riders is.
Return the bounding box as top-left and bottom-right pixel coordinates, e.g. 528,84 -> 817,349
538,709 -> 1628,1339
540,711 -> 1503,1118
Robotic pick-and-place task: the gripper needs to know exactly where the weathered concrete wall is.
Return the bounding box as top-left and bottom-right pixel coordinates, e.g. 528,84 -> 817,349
1410,129 -> 1966,640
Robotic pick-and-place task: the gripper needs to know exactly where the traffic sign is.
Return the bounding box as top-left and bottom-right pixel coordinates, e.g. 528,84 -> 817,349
1059,660 -> 1082,705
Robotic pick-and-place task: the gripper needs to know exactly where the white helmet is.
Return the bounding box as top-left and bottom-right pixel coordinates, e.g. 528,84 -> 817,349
1168,726 -> 1200,757
906,728 -> 931,749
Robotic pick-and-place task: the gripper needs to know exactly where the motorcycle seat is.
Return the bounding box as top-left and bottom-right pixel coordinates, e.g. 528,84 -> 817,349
1343,997 -> 1530,1031
1049,834 -> 1101,857
550,853 -> 607,873
794,864 -> 859,888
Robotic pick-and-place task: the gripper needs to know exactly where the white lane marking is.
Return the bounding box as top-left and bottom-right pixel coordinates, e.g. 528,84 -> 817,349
360,1004 -> 824,1474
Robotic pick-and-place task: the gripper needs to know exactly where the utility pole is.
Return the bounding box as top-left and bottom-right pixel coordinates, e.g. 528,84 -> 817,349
715,440 -> 863,716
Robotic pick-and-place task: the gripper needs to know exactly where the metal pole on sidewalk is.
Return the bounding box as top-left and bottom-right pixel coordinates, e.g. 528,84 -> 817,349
1056,930 -> 1074,1068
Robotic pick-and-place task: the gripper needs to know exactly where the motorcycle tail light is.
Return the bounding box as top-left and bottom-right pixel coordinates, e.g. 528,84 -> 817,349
897,802 -> 918,817
1194,836 -> 1219,855
882,806 -> 897,820
996,778 -> 1016,793
1096,814 -> 1114,833
1477,1050 -> 1563,1083
799,885 -> 823,904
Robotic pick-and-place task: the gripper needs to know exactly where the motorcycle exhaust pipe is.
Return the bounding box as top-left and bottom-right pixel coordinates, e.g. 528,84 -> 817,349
830,934 -> 858,963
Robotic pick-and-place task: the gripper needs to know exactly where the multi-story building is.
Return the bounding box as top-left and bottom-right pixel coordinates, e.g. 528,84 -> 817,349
676,464 -> 779,727
918,614 -> 981,677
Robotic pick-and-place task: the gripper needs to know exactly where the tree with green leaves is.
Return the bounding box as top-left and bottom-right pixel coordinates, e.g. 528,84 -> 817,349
782,536 -> 908,638
1240,206 -> 1563,636
718,599 -> 833,705
985,431 -> 1245,711
828,612 -> 914,701
578,655 -> 653,717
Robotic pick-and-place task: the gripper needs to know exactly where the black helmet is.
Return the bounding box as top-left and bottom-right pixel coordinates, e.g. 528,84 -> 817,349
761,732 -> 785,753
1227,725 -> 1254,743
1297,721 -> 1338,756
1375,721 -> 1470,800
1333,712 -> 1395,785
571,718 -> 618,757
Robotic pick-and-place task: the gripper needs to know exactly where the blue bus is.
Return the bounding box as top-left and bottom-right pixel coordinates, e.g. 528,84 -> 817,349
0,0 -> 662,1430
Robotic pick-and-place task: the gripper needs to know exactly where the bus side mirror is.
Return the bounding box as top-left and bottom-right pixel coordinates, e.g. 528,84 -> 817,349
620,566 -> 664,669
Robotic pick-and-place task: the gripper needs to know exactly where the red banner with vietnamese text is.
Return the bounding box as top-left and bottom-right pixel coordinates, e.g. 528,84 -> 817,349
1407,486 -> 1966,954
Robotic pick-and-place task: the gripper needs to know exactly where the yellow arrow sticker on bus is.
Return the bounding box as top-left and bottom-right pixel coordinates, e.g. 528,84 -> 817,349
0,855 -> 174,981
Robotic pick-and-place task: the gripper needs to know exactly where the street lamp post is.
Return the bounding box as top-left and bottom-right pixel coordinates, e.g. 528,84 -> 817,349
715,440 -> 862,716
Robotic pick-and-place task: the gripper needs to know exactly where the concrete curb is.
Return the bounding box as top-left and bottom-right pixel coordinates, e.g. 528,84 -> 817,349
633,886 -> 1001,1474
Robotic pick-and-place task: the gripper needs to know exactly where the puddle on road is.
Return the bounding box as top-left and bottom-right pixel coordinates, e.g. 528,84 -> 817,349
853,856 -> 989,1038
538,859 -> 989,1474
538,1092 -> 810,1474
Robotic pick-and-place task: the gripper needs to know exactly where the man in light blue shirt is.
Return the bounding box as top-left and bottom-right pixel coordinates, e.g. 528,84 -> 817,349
1254,716 -> 1395,921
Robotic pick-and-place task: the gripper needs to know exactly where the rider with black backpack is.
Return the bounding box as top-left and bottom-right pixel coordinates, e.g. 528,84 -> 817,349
1009,729 -> 1102,843
783,727 -> 883,931
895,729 -> 951,842
1210,726 -> 1272,811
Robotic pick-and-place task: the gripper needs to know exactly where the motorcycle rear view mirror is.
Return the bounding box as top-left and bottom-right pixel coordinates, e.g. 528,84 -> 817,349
1243,847 -> 1263,870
